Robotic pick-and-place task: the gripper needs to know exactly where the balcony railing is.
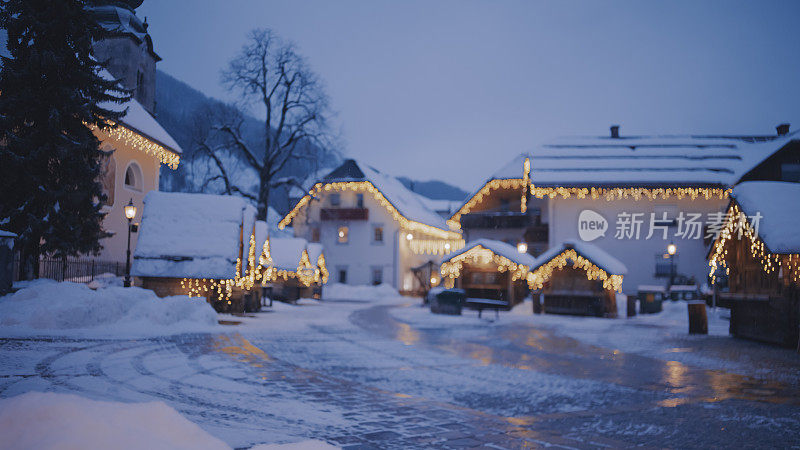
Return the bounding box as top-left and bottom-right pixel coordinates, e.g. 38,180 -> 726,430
320,208 -> 369,221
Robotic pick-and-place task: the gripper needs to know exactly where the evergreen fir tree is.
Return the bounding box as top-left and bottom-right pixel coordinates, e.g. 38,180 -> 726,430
0,0 -> 131,278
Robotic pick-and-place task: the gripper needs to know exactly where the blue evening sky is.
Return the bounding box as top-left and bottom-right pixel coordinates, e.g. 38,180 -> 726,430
139,0 -> 800,190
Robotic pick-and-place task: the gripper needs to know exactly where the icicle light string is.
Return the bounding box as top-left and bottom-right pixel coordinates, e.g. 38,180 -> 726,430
280,181 -> 462,242
708,203 -> 800,285
91,123 -> 180,169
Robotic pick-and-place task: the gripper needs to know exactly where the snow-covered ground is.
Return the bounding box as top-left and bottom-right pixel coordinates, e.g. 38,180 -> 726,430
1,282 -> 798,448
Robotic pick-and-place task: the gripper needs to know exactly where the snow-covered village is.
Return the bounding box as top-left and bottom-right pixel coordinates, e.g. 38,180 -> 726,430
1,1 -> 799,448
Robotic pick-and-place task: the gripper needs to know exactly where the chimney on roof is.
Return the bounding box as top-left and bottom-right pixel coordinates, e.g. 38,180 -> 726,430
610,125 -> 620,139
776,123 -> 790,136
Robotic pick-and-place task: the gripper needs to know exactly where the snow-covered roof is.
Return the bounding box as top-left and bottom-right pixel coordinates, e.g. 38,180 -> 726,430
132,192 -> 255,279
532,240 -> 627,276
284,159 -> 456,236
731,182 -> 800,254
444,238 -> 537,268
526,134 -> 798,187
98,70 -> 182,155
0,230 -> 17,238
357,163 -> 450,230
461,133 -> 798,205
269,237 -> 310,271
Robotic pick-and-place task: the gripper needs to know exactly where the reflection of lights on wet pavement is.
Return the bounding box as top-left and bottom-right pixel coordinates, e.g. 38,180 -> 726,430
395,322 -> 419,346
664,360 -> 689,390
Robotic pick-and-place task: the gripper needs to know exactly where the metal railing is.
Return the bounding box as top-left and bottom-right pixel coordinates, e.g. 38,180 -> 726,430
13,257 -> 125,283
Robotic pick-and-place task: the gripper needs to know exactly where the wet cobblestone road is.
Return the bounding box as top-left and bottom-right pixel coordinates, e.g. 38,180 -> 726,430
1,300 -> 799,448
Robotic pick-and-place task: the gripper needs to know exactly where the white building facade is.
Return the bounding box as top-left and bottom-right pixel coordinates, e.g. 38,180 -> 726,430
280,160 -> 463,293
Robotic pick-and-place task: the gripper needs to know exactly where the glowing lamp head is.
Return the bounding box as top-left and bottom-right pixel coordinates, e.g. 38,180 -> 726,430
667,243 -> 677,256
124,199 -> 137,220
444,243 -> 451,251
517,242 -> 528,254
338,230 -> 345,238
430,276 -> 439,286
405,233 -> 413,241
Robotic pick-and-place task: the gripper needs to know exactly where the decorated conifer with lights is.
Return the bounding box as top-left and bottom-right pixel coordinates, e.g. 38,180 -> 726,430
0,0 -> 131,278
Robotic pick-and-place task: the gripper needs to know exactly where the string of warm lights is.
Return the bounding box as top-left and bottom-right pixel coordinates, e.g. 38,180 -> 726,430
409,238 -> 465,255
448,178 -> 527,230
280,181 -> 462,242
91,123 -> 181,169
708,203 -> 800,285
521,157 -> 530,214
317,253 -> 329,284
529,186 -> 730,201
440,245 -> 532,288
180,230 -> 332,303
527,249 -> 624,292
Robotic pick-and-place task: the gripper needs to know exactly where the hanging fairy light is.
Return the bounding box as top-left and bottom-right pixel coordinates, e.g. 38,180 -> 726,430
91,122 -> 180,169
708,202 -> 800,285
279,181 -> 462,243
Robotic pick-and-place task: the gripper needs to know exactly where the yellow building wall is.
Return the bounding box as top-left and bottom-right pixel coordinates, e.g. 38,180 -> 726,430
95,136 -> 162,263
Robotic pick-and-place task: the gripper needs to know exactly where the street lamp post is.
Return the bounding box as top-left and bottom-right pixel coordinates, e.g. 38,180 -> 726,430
123,199 -> 137,287
667,242 -> 677,289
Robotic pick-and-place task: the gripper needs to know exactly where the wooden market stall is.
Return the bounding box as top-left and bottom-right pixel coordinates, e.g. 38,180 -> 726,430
132,191 -> 259,313
440,239 -> 536,308
709,182 -> 800,348
528,241 -> 626,317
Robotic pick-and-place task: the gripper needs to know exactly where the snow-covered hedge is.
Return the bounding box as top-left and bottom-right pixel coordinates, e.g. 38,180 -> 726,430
0,280 -> 218,336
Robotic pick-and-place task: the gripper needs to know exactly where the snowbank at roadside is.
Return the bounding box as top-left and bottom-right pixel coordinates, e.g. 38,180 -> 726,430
0,279 -> 219,336
322,283 -> 403,301
0,392 -> 228,450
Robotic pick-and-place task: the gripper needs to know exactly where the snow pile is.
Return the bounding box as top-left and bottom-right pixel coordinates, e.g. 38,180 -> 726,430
0,392 -> 227,449
0,280 -> 218,336
86,272 -> 123,289
323,283 -> 402,301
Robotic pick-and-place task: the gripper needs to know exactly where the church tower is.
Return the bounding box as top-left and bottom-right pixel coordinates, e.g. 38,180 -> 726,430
89,0 -> 160,115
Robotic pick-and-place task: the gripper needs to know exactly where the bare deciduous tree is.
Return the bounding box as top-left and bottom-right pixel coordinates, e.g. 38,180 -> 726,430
196,28 -> 334,220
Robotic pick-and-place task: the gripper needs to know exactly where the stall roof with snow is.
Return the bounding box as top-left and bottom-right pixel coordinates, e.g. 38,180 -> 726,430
280,159 -> 461,239
528,240 -> 627,292
132,192 -> 255,280
442,239 -> 537,268
729,181 -> 800,254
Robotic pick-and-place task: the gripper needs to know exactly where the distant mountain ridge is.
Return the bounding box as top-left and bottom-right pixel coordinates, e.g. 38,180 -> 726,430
397,177 -> 468,201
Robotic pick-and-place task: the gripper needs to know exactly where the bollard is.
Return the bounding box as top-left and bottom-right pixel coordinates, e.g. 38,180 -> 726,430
687,301 -> 708,334
627,296 -> 637,318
